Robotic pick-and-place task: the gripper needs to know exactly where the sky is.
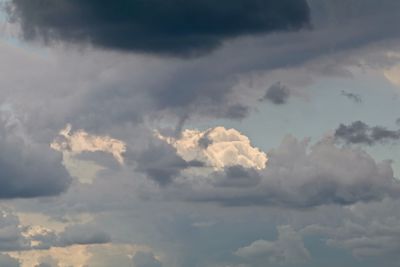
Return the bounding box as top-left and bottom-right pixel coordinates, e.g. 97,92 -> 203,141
0,0 -> 400,266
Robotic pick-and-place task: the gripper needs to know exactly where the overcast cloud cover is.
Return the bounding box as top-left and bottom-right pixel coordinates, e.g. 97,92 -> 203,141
0,0 -> 400,266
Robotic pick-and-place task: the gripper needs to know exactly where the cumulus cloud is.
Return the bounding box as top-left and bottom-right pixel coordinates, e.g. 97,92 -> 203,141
235,225 -> 310,265
8,0 -> 310,56
165,135 -> 400,208
51,124 -> 126,165
157,127 -> 268,171
335,121 -> 400,145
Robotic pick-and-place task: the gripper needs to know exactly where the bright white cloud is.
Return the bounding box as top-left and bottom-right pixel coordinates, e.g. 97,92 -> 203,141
51,124 -> 126,165
157,126 -> 267,170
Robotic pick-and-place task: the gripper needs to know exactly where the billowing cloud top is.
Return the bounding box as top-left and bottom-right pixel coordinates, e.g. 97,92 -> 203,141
157,126 -> 267,170
51,124 -> 126,165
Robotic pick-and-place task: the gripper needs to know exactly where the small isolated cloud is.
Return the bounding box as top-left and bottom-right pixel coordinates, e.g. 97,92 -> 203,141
235,225 -> 310,265
259,82 -> 290,105
8,0 -> 310,56
335,121 -> 400,145
157,127 -> 268,171
51,124 -> 126,165
341,90 -> 362,103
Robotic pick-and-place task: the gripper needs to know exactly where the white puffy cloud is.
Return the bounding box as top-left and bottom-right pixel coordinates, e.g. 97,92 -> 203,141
157,126 -> 267,171
51,124 -> 126,165
235,225 -> 310,265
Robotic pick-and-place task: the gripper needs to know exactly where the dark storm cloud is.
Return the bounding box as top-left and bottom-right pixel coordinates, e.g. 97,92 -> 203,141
335,121 -> 400,145
259,82 -> 290,105
341,90 -> 362,103
9,0 -> 310,56
0,117 -> 71,199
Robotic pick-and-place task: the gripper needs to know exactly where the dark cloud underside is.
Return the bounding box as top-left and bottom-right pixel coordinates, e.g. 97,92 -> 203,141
10,0 -> 310,56
0,118 -> 71,199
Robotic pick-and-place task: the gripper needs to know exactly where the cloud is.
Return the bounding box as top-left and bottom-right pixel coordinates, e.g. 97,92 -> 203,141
51,124 -> 126,165
0,253 -> 20,267
55,224 -> 111,247
0,114 -> 71,199
0,208 -> 110,253
157,127 -> 268,171
326,220 -> 400,259
335,121 -> 400,145
259,82 -> 290,105
235,225 -> 310,265
133,251 -> 162,267
0,209 -> 28,251
8,0 -> 310,56
134,140 -> 204,186
34,256 -> 58,267
301,199 -> 400,261
340,90 -> 362,103
165,135 -> 400,208
384,64 -> 400,87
